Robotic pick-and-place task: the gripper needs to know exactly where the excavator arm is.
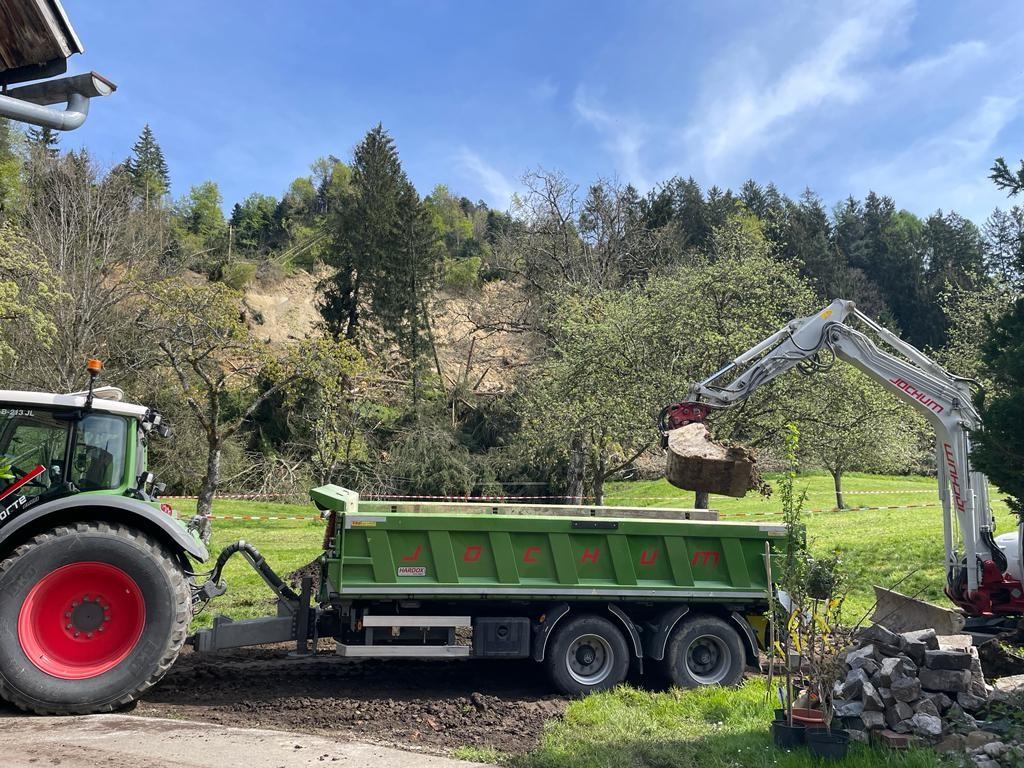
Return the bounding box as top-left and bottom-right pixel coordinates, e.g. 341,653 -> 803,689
661,299 -> 1024,617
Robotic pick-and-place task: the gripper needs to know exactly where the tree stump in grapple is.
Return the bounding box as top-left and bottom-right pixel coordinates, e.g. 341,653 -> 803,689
664,423 -> 758,498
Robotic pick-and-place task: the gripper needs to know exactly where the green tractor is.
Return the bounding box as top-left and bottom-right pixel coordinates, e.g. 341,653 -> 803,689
0,363 -> 205,714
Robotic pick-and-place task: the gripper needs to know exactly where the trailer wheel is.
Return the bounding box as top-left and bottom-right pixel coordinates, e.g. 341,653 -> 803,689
0,522 -> 190,714
663,615 -> 745,688
545,614 -> 629,695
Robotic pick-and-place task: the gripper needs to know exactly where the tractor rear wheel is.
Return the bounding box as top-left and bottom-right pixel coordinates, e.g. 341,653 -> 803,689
0,522 -> 190,714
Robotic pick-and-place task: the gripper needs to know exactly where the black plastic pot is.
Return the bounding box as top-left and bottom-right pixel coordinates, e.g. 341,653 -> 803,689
771,720 -> 806,748
774,708 -> 786,722
805,727 -> 850,760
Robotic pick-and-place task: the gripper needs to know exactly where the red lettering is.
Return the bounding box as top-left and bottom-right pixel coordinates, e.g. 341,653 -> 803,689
691,550 -> 719,567
889,377 -> 944,415
401,545 -> 422,562
523,546 -> 541,564
639,549 -> 658,565
581,547 -> 600,564
944,443 -> 966,514
463,545 -> 482,563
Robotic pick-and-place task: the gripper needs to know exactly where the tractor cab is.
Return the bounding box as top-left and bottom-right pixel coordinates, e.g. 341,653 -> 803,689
0,380 -> 168,510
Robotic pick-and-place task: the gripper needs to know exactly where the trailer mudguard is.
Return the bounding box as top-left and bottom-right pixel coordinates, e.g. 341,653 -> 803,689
0,494 -> 208,561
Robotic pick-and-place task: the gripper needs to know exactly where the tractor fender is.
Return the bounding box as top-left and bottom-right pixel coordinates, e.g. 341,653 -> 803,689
0,494 -> 208,561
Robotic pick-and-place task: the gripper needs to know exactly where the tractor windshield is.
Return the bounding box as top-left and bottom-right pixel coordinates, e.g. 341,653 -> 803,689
0,408 -> 129,497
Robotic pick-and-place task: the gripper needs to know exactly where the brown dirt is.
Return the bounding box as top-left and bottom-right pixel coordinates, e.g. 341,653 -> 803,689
131,646 -> 568,756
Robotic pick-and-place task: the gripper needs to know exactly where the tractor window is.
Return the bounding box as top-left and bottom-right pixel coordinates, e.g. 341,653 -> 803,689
0,409 -> 69,497
71,414 -> 128,491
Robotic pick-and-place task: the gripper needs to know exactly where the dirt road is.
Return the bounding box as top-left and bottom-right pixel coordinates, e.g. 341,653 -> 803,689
135,646 -> 567,755
0,712 -> 490,768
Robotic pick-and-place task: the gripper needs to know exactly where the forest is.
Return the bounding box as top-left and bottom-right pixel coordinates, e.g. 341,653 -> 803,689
1,119 -> 1022,529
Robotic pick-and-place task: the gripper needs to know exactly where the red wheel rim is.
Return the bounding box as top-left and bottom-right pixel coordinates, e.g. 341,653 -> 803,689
17,562 -> 146,680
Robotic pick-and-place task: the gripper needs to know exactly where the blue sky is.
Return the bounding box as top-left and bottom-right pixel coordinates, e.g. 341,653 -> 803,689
59,0 -> 1024,223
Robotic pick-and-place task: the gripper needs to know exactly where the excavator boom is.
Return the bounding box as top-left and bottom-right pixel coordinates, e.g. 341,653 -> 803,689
663,299 -> 1024,617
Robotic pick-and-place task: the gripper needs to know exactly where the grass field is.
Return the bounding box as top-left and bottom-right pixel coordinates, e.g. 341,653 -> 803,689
175,471 -> 1014,627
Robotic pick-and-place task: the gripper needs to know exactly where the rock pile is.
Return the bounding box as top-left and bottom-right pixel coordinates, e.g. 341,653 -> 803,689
832,624 -> 1024,765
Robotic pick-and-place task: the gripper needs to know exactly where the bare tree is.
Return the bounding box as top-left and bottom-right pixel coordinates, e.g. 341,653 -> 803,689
12,151 -> 171,390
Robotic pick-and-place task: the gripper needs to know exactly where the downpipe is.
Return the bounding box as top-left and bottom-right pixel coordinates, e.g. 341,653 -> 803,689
0,90 -> 89,131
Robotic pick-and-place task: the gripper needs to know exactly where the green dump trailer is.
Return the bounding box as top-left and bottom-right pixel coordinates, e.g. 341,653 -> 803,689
195,485 -> 785,695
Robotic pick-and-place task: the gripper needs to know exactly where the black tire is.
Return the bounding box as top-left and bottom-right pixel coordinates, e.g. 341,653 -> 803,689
545,614 -> 630,695
0,522 -> 190,714
663,614 -> 746,688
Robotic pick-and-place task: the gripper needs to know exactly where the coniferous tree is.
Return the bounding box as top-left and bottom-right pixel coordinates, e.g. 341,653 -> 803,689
321,125 -> 441,398
971,174 -> 1024,522
26,125 -> 59,158
125,124 -> 170,205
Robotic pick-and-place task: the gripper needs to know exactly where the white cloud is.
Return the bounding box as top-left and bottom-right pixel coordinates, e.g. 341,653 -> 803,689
573,88 -> 650,189
686,0 -> 914,172
455,148 -> 517,210
897,40 -> 988,81
848,95 -> 1021,219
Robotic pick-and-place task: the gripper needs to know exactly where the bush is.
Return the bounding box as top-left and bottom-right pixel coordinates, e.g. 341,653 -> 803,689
220,261 -> 257,291
443,256 -> 481,292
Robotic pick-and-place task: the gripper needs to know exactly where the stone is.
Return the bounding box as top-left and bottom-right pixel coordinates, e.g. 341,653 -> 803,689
858,623 -> 901,647
878,656 -> 907,687
901,628 -> 939,649
926,648 -> 973,671
957,691 -> 988,711
862,680 -> 884,711
920,691 -> 953,712
893,719 -> 913,734
848,728 -> 869,744
937,634 -> 973,652
965,731 -> 1001,749
847,644 -> 878,667
877,729 -> 914,749
901,628 -> 938,664
834,699 -> 864,717
910,712 -> 943,737
936,733 -> 968,754
969,653 -> 987,698
920,667 -> 971,693
913,698 -> 940,717
972,758 -> 998,768
898,657 -> 919,677
892,675 -> 922,702
857,659 -> 880,677
879,686 -> 895,708
990,674 -> 1024,703
860,710 -> 886,730
877,643 -> 903,658
894,701 -> 914,721
982,742 -> 1007,758
838,667 -> 870,699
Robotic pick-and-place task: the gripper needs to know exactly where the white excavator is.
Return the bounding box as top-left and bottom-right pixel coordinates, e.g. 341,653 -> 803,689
660,298 -> 1024,621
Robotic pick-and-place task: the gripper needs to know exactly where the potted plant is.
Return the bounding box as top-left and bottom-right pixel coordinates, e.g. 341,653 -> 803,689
802,553 -> 853,761
769,425 -> 812,748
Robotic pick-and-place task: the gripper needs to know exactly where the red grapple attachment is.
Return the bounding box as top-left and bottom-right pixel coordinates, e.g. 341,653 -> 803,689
658,402 -> 711,447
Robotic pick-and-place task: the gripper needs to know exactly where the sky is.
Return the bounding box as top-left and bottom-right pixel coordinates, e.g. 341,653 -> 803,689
58,0 -> 1024,223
